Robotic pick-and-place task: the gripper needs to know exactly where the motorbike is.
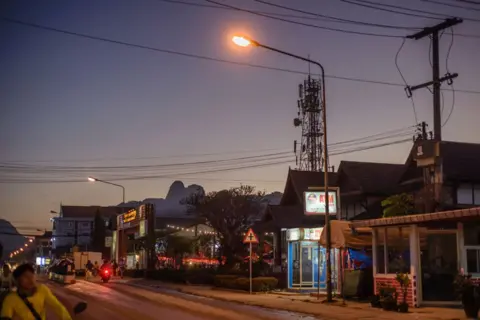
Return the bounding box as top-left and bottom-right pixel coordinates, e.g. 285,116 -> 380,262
100,268 -> 112,283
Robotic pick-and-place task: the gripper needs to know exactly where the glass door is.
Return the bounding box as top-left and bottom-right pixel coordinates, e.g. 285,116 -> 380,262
291,242 -> 301,286
420,231 -> 458,301
301,246 -> 314,285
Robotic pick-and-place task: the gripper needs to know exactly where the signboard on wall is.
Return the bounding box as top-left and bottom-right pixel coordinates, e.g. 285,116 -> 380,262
139,220 -> 147,237
105,236 -> 113,248
286,228 -> 301,241
119,208 -> 140,229
304,189 -> 339,215
303,228 -> 323,241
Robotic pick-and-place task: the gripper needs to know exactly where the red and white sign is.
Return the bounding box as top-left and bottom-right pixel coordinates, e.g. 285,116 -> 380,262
243,228 -> 259,244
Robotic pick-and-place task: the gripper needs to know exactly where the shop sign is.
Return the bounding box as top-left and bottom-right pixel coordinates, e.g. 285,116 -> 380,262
105,236 -> 113,248
139,220 -> 147,237
120,208 -> 140,229
123,209 -> 137,223
304,189 -> 339,215
287,228 -> 301,241
303,228 -> 323,241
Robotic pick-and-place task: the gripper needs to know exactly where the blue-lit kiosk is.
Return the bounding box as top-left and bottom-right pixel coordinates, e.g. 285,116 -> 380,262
286,227 -> 339,291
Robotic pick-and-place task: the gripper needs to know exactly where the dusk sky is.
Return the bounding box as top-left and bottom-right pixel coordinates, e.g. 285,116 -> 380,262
1,0 -> 479,232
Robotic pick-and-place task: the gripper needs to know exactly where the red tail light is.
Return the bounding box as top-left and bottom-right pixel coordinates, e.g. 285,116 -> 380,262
104,270 -> 109,275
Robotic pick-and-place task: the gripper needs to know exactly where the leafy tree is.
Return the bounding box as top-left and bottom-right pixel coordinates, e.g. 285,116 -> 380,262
184,185 -> 266,266
381,193 -> 414,218
91,210 -> 106,252
0,242 -> 3,260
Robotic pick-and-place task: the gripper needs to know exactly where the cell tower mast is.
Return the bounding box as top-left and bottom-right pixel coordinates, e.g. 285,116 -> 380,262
293,75 -> 324,171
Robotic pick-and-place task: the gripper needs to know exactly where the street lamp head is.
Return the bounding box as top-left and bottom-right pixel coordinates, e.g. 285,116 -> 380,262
87,177 -> 96,182
232,36 -> 253,47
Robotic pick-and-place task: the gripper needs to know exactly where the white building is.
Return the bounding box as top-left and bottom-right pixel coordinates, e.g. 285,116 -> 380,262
52,205 -> 129,254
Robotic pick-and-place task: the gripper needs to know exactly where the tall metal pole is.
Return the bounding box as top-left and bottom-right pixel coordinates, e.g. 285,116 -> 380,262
431,32 -> 441,141
249,242 -> 253,295
250,41 -> 332,301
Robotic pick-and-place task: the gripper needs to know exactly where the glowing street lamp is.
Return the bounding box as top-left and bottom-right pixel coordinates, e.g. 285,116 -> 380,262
232,36 -> 257,47
24,244 -> 28,247
232,34 -> 333,302
87,176 -> 125,203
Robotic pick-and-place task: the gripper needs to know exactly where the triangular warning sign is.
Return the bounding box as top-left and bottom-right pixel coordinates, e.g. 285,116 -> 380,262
243,228 -> 259,244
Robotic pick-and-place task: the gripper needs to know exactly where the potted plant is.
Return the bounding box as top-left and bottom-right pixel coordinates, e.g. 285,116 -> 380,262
454,273 -> 480,319
379,286 -> 397,311
395,272 -> 410,313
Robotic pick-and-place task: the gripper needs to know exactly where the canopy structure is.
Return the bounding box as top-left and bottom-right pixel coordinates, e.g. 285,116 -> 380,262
319,220 -> 372,249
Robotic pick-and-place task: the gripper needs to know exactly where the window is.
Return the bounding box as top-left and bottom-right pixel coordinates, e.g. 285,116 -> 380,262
375,227 -> 411,274
475,185 -> 480,205
464,223 -> 480,274
457,184 -> 480,205
375,229 -> 385,273
457,184 -> 473,204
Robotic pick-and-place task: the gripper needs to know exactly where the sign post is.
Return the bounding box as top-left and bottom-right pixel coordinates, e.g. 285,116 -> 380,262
243,228 -> 259,294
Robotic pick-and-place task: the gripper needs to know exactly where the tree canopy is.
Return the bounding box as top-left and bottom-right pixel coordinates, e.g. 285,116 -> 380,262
381,193 -> 414,218
183,185 -> 267,266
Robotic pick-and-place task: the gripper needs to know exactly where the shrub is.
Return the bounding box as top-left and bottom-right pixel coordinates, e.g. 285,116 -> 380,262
214,275 -> 278,292
145,268 -> 216,285
214,275 -> 240,288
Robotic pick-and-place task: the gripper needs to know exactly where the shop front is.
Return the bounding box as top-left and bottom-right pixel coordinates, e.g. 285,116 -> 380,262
112,204 -> 155,269
352,207 -> 480,307
286,227 -> 339,291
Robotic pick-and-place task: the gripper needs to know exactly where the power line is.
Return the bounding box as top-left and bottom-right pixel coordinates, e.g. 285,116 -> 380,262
159,0 -> 480,38
1,127 -> 414,172
339,0 -> 445,19
422,0 -> 480,12
0,138 -> 412,183
2,17 -> 479,95
394,38 -> 419,124
203,0 -> 404,38
251,0 -> 420,30
343,0 -> 480,23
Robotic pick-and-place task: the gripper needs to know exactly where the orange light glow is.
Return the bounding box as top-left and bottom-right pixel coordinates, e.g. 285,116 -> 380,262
232,36 -> 251,47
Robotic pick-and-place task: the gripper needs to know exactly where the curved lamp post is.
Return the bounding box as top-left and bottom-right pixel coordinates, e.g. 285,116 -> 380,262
233,35 -> 333,302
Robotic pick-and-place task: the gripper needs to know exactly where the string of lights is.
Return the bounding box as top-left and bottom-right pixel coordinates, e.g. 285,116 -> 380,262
9,238 -> 34,258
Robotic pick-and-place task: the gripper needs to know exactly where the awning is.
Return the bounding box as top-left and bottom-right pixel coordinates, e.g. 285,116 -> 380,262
319,220 -> 372,249
351,207 -> 480,228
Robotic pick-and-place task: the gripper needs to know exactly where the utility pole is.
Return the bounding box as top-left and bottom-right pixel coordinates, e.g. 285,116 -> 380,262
406,18 -> 462,141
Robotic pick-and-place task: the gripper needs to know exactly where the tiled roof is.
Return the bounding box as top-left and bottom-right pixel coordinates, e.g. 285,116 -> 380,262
351,207 -> 480,228
338,161 -> 405,195
60,205 -> 134,218
280,169 -> 338,205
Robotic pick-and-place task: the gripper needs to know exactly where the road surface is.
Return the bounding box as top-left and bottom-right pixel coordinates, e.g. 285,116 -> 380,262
46,279 -> 318,320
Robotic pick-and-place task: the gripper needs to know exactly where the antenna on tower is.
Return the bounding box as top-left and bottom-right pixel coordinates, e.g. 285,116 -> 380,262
293,75 -> 324,172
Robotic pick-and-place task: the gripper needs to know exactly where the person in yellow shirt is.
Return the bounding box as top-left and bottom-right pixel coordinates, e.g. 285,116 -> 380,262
0,263 -> 72,320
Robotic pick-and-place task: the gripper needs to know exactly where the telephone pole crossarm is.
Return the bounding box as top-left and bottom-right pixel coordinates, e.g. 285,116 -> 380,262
409,73 -> 458,92
406,18 -> 463,40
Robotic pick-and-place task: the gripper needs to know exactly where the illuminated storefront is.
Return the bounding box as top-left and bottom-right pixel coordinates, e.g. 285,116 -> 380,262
112,204 -> 154,268
287,227 -> 338,291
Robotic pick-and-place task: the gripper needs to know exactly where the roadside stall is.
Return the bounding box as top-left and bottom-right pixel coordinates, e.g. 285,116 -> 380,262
319,220 -> 373,298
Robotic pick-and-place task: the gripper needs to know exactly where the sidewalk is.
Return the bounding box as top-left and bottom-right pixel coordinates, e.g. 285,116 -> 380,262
122,279 -> 467,320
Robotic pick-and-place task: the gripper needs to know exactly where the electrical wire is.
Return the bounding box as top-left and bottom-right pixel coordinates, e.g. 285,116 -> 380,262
2,17 -> 478,95
202,0 -> 405,38
442,28 -> 456,127
345,0 -> 480,22
339,0 -> 445,20
252,0 -> 420,30
394,38 -> 418,124
159,0 -> 480,38
0,127 -> 415,173
421,0 -> 480,11
0,138 -> 413,184
158,0 -> 409,28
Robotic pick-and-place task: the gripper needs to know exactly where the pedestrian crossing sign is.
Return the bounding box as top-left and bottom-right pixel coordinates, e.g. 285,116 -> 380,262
243,228 -> 259,244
